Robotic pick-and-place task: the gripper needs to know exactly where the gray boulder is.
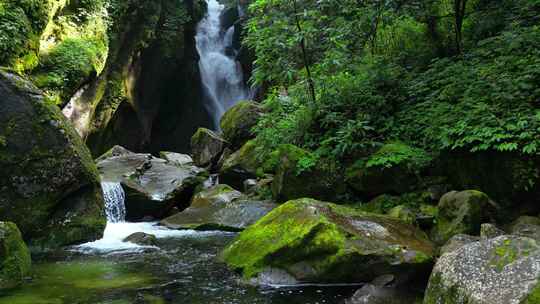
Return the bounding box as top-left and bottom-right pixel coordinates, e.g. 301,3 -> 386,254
159,151 -> 193,166
509,216 -> 540,242
424,235 -> 540,304
97,147 -> 207,220
191,128 -> 227,167
123,232 -> 157,246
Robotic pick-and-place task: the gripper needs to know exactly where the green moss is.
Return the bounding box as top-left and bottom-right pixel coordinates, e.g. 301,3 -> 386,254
525,283 -> 540,304
220,101 -> 262,148
0,222 -> 31,290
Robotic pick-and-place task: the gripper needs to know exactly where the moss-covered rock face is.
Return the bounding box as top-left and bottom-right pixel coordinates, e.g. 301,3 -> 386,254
0,222 -> 31,290
424,235 -> 540,304
430,190 -> 494,244
346,143 -> 431,197
0,71 -> 105,250
191,128 -> 227,168
219,140 -> 261,190
222,198 -> 435,284
272,144 -> 346,203
220,101 -> 263,149
97,146 -> 208,220
161,185 -> 277,231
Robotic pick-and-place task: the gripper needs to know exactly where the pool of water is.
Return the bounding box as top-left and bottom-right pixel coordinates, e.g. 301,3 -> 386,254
0,224 -> 358,304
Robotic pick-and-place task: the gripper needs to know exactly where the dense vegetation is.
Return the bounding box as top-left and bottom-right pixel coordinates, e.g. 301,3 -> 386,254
246,0 -> 540,201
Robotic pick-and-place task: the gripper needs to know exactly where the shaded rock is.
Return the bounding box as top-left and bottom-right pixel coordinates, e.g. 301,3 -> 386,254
271,145 -> 345,202
97,147 -> 208,220
508,216 -> 540,242
159,151 -> 193,166
223,198 -> 435,284
0,222 -> 31,290
219,140 -> 260,190
480,223 -> 505,240
424,235 -> 540,304
345,143 -> 431,197
0,71 -> 105,249
124,232 -> 158,246
430,190 -> 494,244
191,128 -> 227,167
220,101 -> 263,149
387,205 -> 416,225
347,283 -> 422,304
439,234 -> 480,255
161,185 -> 276,231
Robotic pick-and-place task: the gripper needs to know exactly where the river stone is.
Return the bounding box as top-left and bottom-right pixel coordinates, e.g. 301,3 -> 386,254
480,223 -> 505,239
0,222 -> 31,290
430,190 -> 494,244
123,232 -> 158,246
97,147 -> 208,220
219,140 -> 260,190
161,185 -> 277,231
509,216 -> 540,242
191,128 -> 227,167
424,235 -> 540,304
159,151 -> 193,166
220,101 -> 263,149
271,145 -> 345,202
440,234 -> 480,255
0,71 -> 106,249
223,198 -> 435,284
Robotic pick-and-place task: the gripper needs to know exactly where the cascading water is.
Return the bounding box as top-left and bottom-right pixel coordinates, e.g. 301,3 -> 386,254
196,0 -> 251,130
101,182 -> 126,223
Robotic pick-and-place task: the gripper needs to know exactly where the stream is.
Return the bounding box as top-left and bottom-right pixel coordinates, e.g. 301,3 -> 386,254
0,183 -> 358,304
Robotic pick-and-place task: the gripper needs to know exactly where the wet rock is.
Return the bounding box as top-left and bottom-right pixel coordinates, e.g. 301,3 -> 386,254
508,216 -> 540,242
220,101 -> 263,149
271,145 -> 345,202
480,223 -> 505,239
124,232 -> 158,246
191,128 -> 227,168
430,190 -> 494,244
424,235 -> 540,304
161,185 -> 276,231
347,282 -> 422,304
219,140 -> 260,190
0,71 -> 105,249
223,198 -> 435,284
159,151 -> 193,166
97,147 -> 208,220
387,205 -> 416,224
0,222 -> 31,290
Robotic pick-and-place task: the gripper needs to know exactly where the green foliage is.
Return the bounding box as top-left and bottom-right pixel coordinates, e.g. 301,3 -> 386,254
365,143 -> 432,170
396,26 -> 540,155
33,37 -> 107,104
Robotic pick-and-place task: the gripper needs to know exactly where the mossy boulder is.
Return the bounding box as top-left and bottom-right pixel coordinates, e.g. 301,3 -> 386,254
387,205 -> 416,225
161,185 -> 277,231
191,128 -> 227,167
424,235 -> 540,304
0,222 -> 31,290
508,216 -> 540,242
220,101 -> 263,149
271,145 -> 346,202
123,232 -> 157,246
219,140 -> 261,190
97,146 -> 208,220
0,71 -> 105,250
430,190 -> 494,244
346,143 -> 431,197
222,198 -> 435,284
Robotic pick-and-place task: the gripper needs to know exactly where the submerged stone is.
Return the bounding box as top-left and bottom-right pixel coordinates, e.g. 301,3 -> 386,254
222,198 -> 435,284
0,222 -> 31,290
424,235 -> 540,304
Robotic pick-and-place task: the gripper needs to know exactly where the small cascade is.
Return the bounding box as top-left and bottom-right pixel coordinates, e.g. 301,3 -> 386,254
101,182 -> 126,223
196,0 -> 251,130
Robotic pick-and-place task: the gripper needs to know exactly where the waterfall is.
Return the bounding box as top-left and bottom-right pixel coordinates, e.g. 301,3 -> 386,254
196,0 -> 250,130
101,182 -> 126,223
